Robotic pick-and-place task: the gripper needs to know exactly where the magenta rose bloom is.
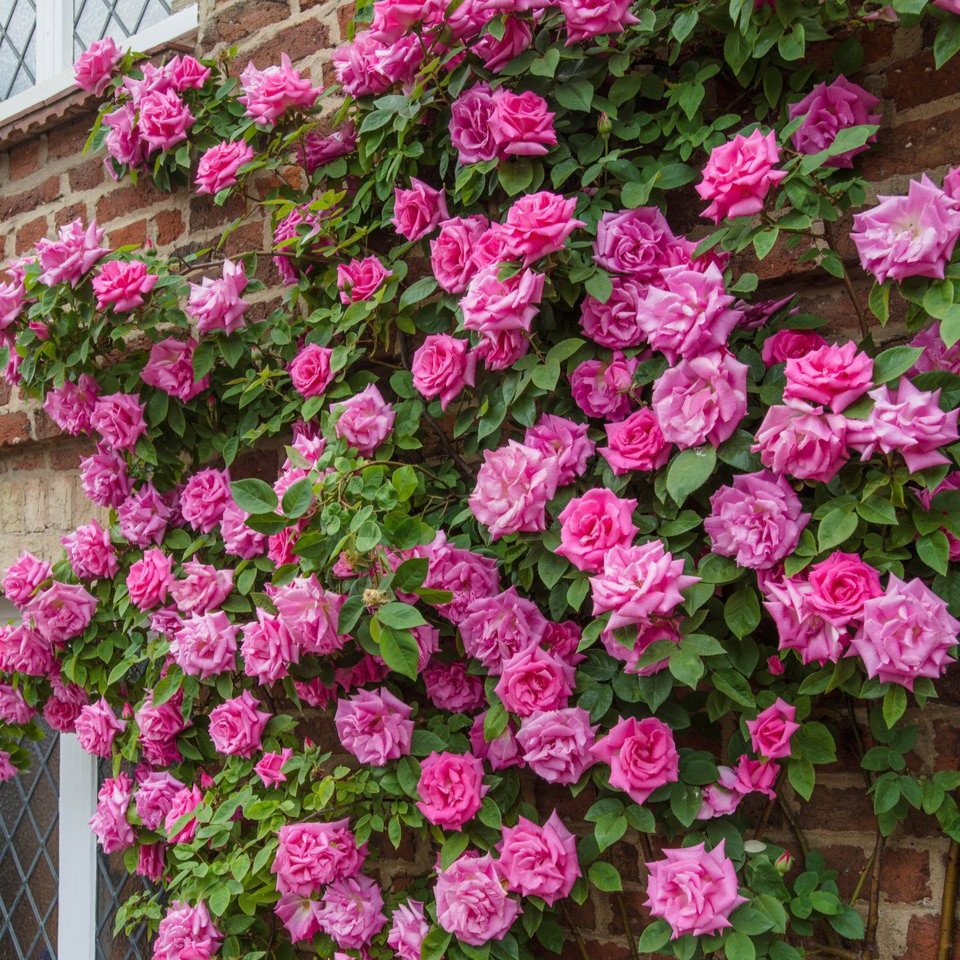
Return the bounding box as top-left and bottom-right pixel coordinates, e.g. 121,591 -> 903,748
763,576 -> 849,666
222,502 -> 268,559
169,611 -> 238,678
180,468 -> 231,533
579,276 -> 647,349
152,902 -> 221,960
411,334 -> 476,410
255,748 -> 294,788
334,687 -> 414,765
593,207 -> 680,280
416,751 -> 487,831
909,322 -> 960,377
272,820 -> 365,896
138,89 -> 195,153
746,697 -> 800,759
92,259 -> 158,312
164,54 -> 211,91
560,0 -> 640,43
806,551 -> 882,626
141,338 -> 209,403
136,691 -> 187,766
556,488 -> 638,573
79,446 -> 131,508
492,90 -> 557,157
27,582 -> 97,645
37,218 -> 107,287
135,771 -> 184,831
474,16 -> 534,71
761,329 -> 828,366
498,191 -> 583,264
461,264 -> 545,334
473,328 -> 531,371
600,407 -> 670,474
430,215 -> 488,293
0,684 -> 34,725
602,620 -> 680,677
783,341 -> 873,413
288,343 -> 334,398
458,586 -> 546,671
74,36 -> 121,95
450,83 -> 499,163
523,414 -> 595,486
3,552 -> 52,607
337,256 -> 391,303
469,441 -> 559,540
852,576 -> 959,690
333,383 -> 395,455
241,609 -> 299,685
788,75 -> 880,167
119,483 -> 171,547
697,129 -> 786,222
298,122 -> 357,173
43,375 -> 100,435
470,712 -> 522,770
753,404 -> 849,482
208,690 -> 270,758
187,259 -> 250,334
387,900 -> 428,960
91,392 -> 147,451
62,519 -> 117,581
434,853 -> 520,947
569,351 -> 639,420
195,140 -> 254,195
498,811 -> 580,905
164,786 -> 203,844
239,54 -> 320,125
516,707 -> 597,784
317,874 -> 387,950
590,541 -> 698,631
89,773 -> 134,853
392,178 -> 448,241
494,646 -> 574,717
75,697 -> 126,758
851,175 -> 960,283
423,660 -> 486,712
591,716 -> 679,804
645,840 -> 747,939
705,471 -> 810,570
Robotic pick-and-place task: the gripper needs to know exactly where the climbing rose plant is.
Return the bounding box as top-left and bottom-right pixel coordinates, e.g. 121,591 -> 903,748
4,1 -> 960,959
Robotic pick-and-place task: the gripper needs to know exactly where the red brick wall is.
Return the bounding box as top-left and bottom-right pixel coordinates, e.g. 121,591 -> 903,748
0,4 -> 957,958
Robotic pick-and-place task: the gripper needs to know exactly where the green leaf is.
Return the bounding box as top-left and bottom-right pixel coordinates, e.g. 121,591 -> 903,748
392,557 -> 428,592
935,16 -> 960,67
669,782 -> 702,826
830,905 -> 866,940
392,464 -> 418,501
594,812 -> 627,851
421,928 -> 452,960
378,625 -> 420,679
917,531 -> 950,576
712,669 -> 754,708
498,159 -> 534,196
872,345 -> 924,385
724,931 -> 756,960
230,479 -> 278,515
667,446 -> 717,506
410,729 -> 447,756
818,507 -> 858,552
281,477 -> 313,519
724,586 -> 760,639
587,861 -> 622,892
555,79 -> 594,112
883,684 -> 908,728
788,758 -> 815,800
378,601 -> 426,630
637,920 -> 671,953
399,277 -> 438,310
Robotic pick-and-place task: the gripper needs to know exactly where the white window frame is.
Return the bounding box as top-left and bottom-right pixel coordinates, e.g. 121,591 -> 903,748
0,2 -> 199,125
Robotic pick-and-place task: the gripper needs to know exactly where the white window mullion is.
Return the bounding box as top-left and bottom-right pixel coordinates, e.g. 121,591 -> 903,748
58,733 -> 99,960
35,0 -> 75,83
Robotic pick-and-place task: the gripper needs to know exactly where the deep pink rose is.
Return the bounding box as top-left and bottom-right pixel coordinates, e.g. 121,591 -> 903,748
431,215 -> 488,293
593,207 -> 679,280
459,586 -> 546,672
697,129 -> 786,222
754,404 -> 850,482
187,260 -> 249,334
450,84 -> 499,163
208,690 -> 270,757
43,375 -> 100,435
392,178 -> 448,240
746,697 -> 800,759
0,684 -> 34,725
195,141 -> 254,194
470,712 -> 522,770
62,519 -> 117,580
241,609 -> 299,684
591,716 -> 679,804
92,260 -> 158,312
74,37 -> 120,94
783,341 -> 873,413
135,771 -> 185,830
165,786 -> 203,844
570,352 -> 639,420
164,55 -> 211,91
411,334 -> 476,410
91,392 -> 147,451
272,820 -> 365,895
580,277 -> 646,349
333,384 -> 395,455
334,687 -> 414,765
256,748 -> 294,787
79,446 -> 131,508
761,329 -> 829,366
499,191 -> 582,264
89,773 -> 134,853
473,328 -> 531,370
153,902 -> 220,960
416,751 -> 487,830
3,552 -> 51,608
26,582 -> 97,645
75,697 -> 126,758
37,219 -> 107,287
560,0 -> 639,42
493,90 -> 557,157
119,483 -> 171,547
180,468 -> 231,533
239,54 -> 320,124
387,900 -> 429,960
423,660 -> 486,712
337,256 -> 391,303
497,812 -> 580,905
461,264 -> 545,334
298,122 -> 357,172
806,551 -> 882,626
288,343 -> 334,397
600,407 -> 670,474
556,488 -> 638,573
602,620 -> 680,677
434,854 -> 520,947
169,611 -> 238,677
523,414 -> 595,486
495,646 -> 574,717
141,338 -> 209,402
138,89 -> 194,153
788,75 -> 880,167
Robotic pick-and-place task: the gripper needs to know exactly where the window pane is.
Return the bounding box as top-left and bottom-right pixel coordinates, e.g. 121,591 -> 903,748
0,0 -> 36,100
74,0 -> 173,56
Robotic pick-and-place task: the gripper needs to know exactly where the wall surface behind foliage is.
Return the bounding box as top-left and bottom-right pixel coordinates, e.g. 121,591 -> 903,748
0,3 -> 957,958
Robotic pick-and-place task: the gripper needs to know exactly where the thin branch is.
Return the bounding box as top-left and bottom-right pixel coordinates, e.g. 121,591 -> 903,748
753,768 -> 788,843
823,219 -> 870,340
861,831 -> 886,960
807,944 -> 859,960
937,839 -> 959,960
561,902 -> 591,960
777,795 -> 809,858
616,894 -> 641,960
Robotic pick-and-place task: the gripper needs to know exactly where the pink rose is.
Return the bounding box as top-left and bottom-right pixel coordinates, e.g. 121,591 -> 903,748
0,684 -> 34,725
153,902 -> 221,960
459,586 -> 546,671
498,191 -> 582,264
763,576 -> 848,666
75,697 -> 126,758
3,552 -> 51,607
169,611 -> 238,677
208,690 -> 270,757
645,840 -> 747,939
288,343 -> 334,397
137,843 -> 165,883
135,771 -> 184,830
475,16 -> 533,71
187,260 -> 249,334
416,751 -> 487,830
746,697 -> 800,759
593,207 -> 680,280
470,712 -> 522,770
165,786 -> 203,844
62,519 -> 117,580
241,609 -> 299,684
119,483 -> 171,547
580,277 -> 646,349
239,54 -> 320,125
560,0 -> 639,42
318,874 -> 387,950
195,141 -> 254,195
387,900 -> 428,960
600,407 -> 670,474
337,256 -> 391,303
806,552 -> 882,626
783,341 -> 873,413
256,748 -> 294,787
516,707 -> 597,784
136,691 -> 186,766
333,383 -> 395,455
331,32 -> 394,97
272,820 -> 365,895
138,89 -> 194,153
169,561 -> 233,615
761,329 -> 829,366
334,687 -> 414,765
43,675 -> 87,733
469,441 -> 559,540
411,334 -> 476,410
298,122 -> 357,172
556,488 -> 638,573
91,392 -> 147,451
43,375 -> 100,435
92,259 -> 158,312
0,623 -> 55,677
498,811 -> 580,905
272,576 -> 346,654
495,646 -> 574,717
909,322 -> 960,377
754,404 -> 849,482
602,620 -> 680,676
74,36 -> 120,94
493,90 -> 556,157
89,773 -> 134,853
473,328 -> 530,370
450,84 -> 499,163
180,468 -> 231,533
37,218 -> 107,287
80,446 -> 131,508
430,215 -> 488,293
423,660 -> 486,712
141,338 -> 209,402
788,75 -> 880,167
705,471 -> 810,570
732,755 -> 779,799
103,104 -> 143,167
27,582 -> 97,645
164,55 -> 211,91
434,854 -> 520,946
591,716 -> 679,804
697,129 -> 786,223
523,414 -> 595,486
392,178 -> 448,241
461,264 -> 545,334
221,502 -> 268,559
570,352 -> 639,420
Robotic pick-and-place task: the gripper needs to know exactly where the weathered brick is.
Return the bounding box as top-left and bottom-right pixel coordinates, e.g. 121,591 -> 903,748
881,845 -> 932,903
55,202 -> 88,229
15,215 -> 48,254
207,0 -> 291,46
154,208 -> 185,246
0,412 -> 32,447
109,219 -> 150,249
96,181 -> 167,225
8,140 -> 40,180
0,177 -> 61,222
31,411 -> 63,443
68,158 -> 105,193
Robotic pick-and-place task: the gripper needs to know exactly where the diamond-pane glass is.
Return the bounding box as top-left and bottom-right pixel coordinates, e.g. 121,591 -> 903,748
0,0 -> 37,100
74,0 -> 173,56
0,724 -> 59,960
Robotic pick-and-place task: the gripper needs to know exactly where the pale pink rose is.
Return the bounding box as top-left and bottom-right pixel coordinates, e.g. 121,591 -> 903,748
853,575 -> 959,689
274,894 -> 322,944
0,684 -> 34,725
169,611 -> 238,677
602,620 -> 680,676
187,260 -> 249,334
761,329 -> 828,366
387,900 -> 428,960
92,259 -> 158,312
256,747 -> 294,787
697,767 -> 744,821
705,471 -> 809,570
152,901 -> 221,960
560,0 -> 639,42
498,191 -> 583,263
461,264 -> 545,333
580,277 -> 646,348
412,334 -> 476,410
470,712 -> 522,770
851,175 -> 960,283
600,407 -> 670,473
37,219 -> 107,287
459,586 -> 546,672
89,773 -> 134,853
754,404 -> 849,482
416,532 -> 501,624
62,519 -> 117,580
337,256 -> 391,303
591,716 -> 679,804
164,54 -> 210,91
523,414 -> 595,485
763,576 -> 848,666
241,610 -> 298,685
42,375 -> 100,435
135,771 -> 184,830
75,697 -> 126,758
590,541 -> 699,631
119,483 -> 171,547
91,392 -> 147,451
239,54 -> 320,124
473,328 -> 531,370
272,820 -> 366,895
435,854 -> 520,946
472,225 -> 512,272
495,646 -> 574,717
746,698 -> 799,759
498,811 -> 580,905
74,36 -> 120,94
318,874 -> 387,950
221,502 -> 268,559
697,129 -> 786,222
416,751 -> 487,830
645,840 -> 747,939
556,488 -> 638,573
450,83 -> 499,163
470,441 -> 559,540
431,215 -> 488,293
141,338 -> 209,402
806,552 -> 882,626
138,89 -> 194,153
593,207 -> 679,280
570,352 -> 639,420
392,178 -> 448,240
423,659 -> 486,712
284,342 -> 332,398
208,690 -> 270,758
195,141 -> 254,194
517,707 -> 597,784
333,384 -> 395,455
783,341 -> 873,413
26,582 -> 97,645
788,75 -> 880,167
334,688 -> 413,765
3,552 -> 51,607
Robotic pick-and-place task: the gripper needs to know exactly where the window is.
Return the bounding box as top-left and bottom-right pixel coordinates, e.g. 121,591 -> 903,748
0,0 -> 198,124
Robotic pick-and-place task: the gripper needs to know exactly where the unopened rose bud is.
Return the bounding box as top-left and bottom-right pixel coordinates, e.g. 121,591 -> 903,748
767,655 -> 785,676
775,850 -> 794,875
598,112 -> 613,138
363,588 -> 389,608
